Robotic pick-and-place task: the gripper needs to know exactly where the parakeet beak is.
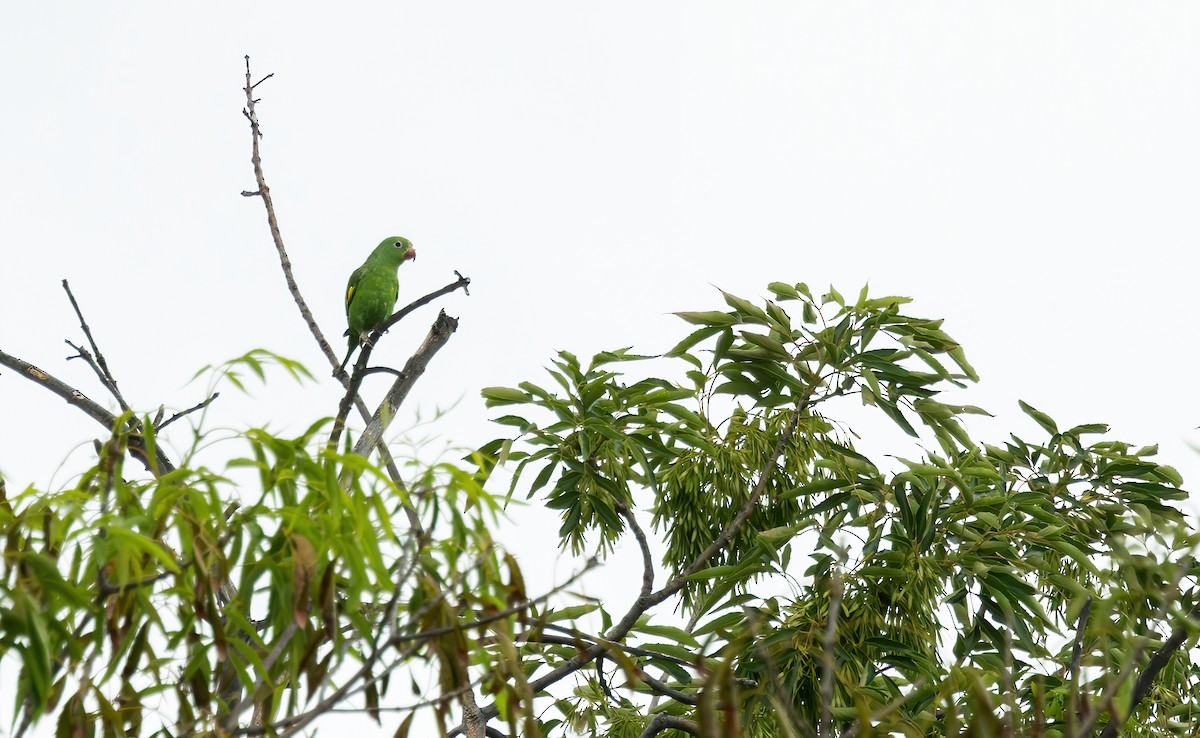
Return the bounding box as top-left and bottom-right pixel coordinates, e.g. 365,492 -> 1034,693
406,246 -> 417,262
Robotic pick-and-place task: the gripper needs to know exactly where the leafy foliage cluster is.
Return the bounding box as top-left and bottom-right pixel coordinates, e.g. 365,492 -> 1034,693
483,283 -> 1200,737
2,282 -> 1199,738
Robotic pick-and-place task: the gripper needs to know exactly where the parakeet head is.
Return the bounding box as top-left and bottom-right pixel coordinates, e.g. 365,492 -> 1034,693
370,236 -> 417,266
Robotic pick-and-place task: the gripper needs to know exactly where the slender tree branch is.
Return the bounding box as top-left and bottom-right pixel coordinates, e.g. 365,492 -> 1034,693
156,392 -> 220,431
239,56 -> 432,537
617,502 -> 655,599
389,557 -> 599,647
61,279 -> 131,412
98,560 -> 186,596
328,288 -> 465,453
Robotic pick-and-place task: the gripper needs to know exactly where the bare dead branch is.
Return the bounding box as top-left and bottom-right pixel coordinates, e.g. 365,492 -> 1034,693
328,292 -> 464,452
241,57 -> 340,372
238,56 -> 430,537
352,311 -> 459,457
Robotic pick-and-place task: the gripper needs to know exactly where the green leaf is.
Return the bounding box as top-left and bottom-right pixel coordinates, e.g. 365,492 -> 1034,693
543,604 -> 599,622
481,387 -> 530,405
1018,400 -> 1058,435
767,282 -> 801,300
666,325 -> 724,357
674,311 -> 738,326
630,623 -> 700,648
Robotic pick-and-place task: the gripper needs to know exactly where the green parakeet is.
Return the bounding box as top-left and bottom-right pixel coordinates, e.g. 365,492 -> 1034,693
338,236 -> 417,373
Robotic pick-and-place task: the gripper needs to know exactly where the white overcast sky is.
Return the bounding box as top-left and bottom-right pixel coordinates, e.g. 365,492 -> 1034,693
3,2 -> 1200,733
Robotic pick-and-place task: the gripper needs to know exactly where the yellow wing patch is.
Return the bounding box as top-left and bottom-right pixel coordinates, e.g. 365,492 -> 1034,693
345,284 -> 356,310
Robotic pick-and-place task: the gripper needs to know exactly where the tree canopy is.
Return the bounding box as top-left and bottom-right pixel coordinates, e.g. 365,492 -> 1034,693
1,62 -> 1198,738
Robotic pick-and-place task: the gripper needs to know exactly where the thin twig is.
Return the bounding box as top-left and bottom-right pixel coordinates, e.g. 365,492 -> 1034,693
61,279 -> 131,412
329,287 -> 465,452
157,393 -> 220,431
98,561 -> 186,596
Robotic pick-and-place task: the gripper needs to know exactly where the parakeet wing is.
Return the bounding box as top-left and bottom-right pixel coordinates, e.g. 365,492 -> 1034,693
345,265 -> 367,312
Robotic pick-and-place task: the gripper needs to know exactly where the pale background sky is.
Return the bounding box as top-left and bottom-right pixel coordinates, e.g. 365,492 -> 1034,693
3,3 -> 1200,735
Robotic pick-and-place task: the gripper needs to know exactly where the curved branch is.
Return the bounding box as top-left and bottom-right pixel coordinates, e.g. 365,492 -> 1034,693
638,713 -> 699,738
617,502 -> 654,599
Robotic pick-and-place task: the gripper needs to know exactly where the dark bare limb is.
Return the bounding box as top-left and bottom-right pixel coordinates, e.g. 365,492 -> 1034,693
638,713 -> 700,738
0,347 -> 173,474
1095,601 -> 1200,738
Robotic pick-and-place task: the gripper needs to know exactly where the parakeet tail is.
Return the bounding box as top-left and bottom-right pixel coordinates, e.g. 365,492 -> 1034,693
337,342 -> 356,376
